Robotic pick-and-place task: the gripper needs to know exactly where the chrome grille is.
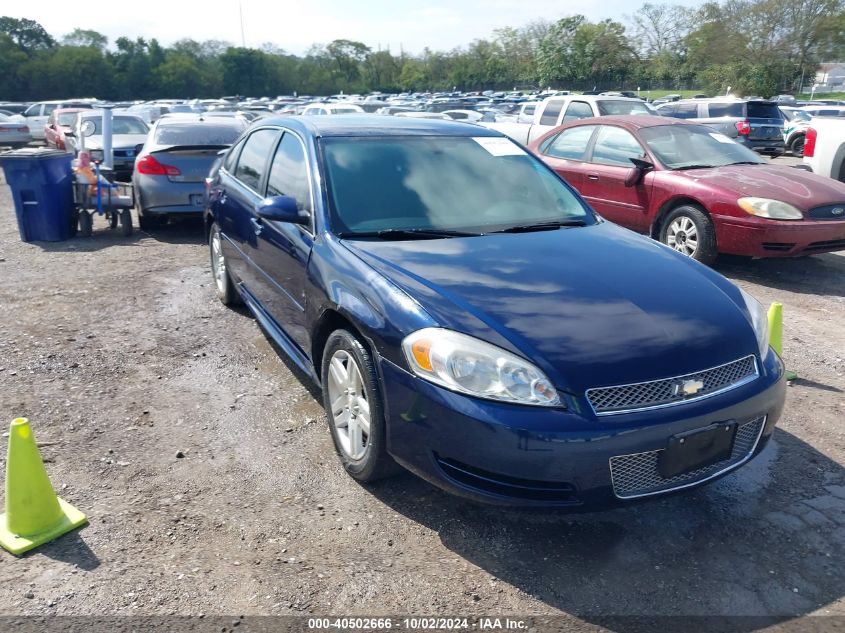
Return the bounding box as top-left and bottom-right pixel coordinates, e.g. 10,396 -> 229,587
609,416 -> 766,499
586,355 -> 758,416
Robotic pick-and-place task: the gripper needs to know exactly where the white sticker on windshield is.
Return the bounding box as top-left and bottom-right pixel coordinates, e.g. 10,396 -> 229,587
472,137 -> 527,156
709,132 -> 736,144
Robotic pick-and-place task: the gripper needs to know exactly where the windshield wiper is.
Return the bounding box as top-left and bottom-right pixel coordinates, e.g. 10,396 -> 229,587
726,161 -> 763,165
492,220 -> 588,233
672,164 -> 716,170
338,228 -> 482,240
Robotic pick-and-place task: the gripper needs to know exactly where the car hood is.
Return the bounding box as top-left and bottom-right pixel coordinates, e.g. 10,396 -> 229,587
343,222 -> 759,394
672,164 -> 845,209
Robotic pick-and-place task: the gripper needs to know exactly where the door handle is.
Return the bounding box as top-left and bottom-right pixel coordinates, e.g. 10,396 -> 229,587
250,217 -> 263,235
587,174 -> 599,181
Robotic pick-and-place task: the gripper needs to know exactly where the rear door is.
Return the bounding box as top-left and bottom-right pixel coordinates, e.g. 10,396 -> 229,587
578,125 -> 652,231
699,101 -> 743,138
535,124 -> 597,190
214,128 -> 280,296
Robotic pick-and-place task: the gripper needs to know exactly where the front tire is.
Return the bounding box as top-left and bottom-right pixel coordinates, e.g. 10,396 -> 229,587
78,210 -> 93,237
120,208 -> 132,237
321,330 -> 395,482
660,205 -> 717,265
209,223 -> 239,305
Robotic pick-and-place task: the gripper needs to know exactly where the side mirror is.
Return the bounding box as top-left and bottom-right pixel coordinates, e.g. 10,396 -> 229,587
624,157 -> 654,187
257,195 -> 310,225
65,130 -> 76,137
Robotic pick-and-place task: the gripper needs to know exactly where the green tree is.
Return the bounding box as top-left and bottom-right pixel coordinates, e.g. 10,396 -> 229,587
0,16 -> 54,51
61,28 -> 108,50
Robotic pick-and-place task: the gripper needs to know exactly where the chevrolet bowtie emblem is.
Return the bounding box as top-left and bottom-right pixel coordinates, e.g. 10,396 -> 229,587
673,379 -> 705,397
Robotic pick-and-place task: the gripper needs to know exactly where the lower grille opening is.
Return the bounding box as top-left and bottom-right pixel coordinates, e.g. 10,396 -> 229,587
609,415 -> 766,499
762,242 -> 796,252
434,455 -> 578,503
804,239 -> 845,252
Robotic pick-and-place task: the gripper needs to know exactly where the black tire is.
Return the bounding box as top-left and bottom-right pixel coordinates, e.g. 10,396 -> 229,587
321,329 -> 396,483
660,205 -> 717,266
120,208 -> 132,237
69,209 -> 79,238
108,211 -> 118,229
78,210 -> 93,237
790,134 -> 805,157
208,223 -> 240,305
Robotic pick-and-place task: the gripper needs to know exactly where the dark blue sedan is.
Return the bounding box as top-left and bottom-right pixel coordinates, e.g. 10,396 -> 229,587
205,116 -> 786,507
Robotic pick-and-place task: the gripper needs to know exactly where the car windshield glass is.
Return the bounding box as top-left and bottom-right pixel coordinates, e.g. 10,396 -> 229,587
323,136 -> 593,235
640,125 -> 765,169
596,100 -> 653,116
57,112 -> 78,126
154,123 -> 245,146
83,116 -> 148,135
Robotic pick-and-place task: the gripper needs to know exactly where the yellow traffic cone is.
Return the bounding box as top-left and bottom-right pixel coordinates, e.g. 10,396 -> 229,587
768,302 -> 798,381
0,418 -> 87,555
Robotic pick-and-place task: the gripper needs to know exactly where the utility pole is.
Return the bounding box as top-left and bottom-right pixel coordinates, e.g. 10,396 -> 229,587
239,0 -> 246,47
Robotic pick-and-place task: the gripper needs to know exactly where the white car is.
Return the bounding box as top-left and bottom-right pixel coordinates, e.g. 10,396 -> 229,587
301,103 -> 365,116
441,110 -> 484,122
803,116 -> 845,182
22,100 -> 97,140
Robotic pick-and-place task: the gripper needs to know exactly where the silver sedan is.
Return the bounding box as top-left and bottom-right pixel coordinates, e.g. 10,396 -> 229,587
0,114 -> 32,148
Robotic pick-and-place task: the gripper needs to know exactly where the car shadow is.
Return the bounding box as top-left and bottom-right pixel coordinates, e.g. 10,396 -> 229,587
714,253 -> 845,298
367,428 -> 845,629
139,216 -> 206,245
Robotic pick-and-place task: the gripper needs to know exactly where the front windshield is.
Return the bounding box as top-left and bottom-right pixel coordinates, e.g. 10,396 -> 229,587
57,112 -> 78,126
82,116 -> 149,135
597,100 -> 654,116
640,125 -> 765,169
323,136 -> 593,235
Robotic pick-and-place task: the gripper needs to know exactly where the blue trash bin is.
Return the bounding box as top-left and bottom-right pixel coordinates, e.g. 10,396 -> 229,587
0,148 -> 75,242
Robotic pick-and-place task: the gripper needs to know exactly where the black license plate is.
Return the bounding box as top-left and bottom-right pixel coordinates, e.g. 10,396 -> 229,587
190,194 -> 204,207
658,422 -> 737,479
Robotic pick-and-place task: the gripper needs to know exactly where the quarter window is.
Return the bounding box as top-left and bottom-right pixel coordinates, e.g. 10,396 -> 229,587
542,125 -> 597,160
590,126 -> 646,167
562,101 -> 594,122
234,129 -> 278,192
267,133 -> 311,214
223,138 -> 245,172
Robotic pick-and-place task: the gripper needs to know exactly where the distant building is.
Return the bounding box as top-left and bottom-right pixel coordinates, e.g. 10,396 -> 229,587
814,63 -> 845,91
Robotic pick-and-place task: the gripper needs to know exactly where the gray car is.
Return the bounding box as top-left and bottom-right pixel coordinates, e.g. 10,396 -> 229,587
0,113 -> 32,148
66,111 -> 150,180
656,98 -> 784,154
133,114 -> 247,230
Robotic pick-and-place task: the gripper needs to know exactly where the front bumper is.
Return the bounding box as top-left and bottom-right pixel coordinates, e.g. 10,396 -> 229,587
380,351 -> 786,508
713,214 -> 845,257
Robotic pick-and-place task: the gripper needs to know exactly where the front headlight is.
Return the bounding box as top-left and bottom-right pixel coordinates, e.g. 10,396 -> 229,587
739,288 -> 770,358
402,328 -> 561,407
737,197 -> 803,220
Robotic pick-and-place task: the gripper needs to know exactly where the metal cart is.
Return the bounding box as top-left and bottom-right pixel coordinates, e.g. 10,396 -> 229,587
72,164 -> 135,237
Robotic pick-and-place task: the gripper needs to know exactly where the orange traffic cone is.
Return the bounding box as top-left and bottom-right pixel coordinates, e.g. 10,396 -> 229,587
0,418 -> 87,555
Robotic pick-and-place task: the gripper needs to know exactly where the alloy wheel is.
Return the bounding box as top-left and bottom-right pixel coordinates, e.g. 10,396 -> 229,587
666,216 -> 699,257
210,229 -> 228,295
326,350 -> 370,461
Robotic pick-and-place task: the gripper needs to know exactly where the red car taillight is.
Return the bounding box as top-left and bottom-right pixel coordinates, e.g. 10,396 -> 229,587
735,120 -> 751,135
136,154 -> 181,176
804,127 -> 817,158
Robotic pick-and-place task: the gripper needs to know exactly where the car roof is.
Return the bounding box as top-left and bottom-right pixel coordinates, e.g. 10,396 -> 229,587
256,115 -> 501,138
561,114 -> 692,130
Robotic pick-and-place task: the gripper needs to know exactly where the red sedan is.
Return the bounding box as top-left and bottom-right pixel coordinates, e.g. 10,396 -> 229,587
44,108 -> 87,150
529,115 -> 845,264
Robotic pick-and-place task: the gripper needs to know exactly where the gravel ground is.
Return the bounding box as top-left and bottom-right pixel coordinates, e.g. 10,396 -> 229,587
0,158 -> 843,631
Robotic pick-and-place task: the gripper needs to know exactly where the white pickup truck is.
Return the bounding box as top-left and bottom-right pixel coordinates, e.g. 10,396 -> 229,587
478,95 -> 657,145
803,117 -> 845,182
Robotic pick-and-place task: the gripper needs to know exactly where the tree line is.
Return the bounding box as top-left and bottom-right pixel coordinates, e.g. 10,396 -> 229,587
1,0 -> 844,101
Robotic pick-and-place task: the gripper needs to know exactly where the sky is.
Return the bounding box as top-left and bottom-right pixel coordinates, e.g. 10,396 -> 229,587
5,0 -> 704,55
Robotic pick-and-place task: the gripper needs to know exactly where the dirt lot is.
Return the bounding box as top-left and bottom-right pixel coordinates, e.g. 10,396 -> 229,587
0,160 -> 843,631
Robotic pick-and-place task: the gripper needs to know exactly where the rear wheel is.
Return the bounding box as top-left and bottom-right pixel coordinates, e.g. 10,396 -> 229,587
321,330 -> 396,482
120,208 -> 132,237
790,134 -> 805,157
209,223 -> 239,305
660,205 -> 717,265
